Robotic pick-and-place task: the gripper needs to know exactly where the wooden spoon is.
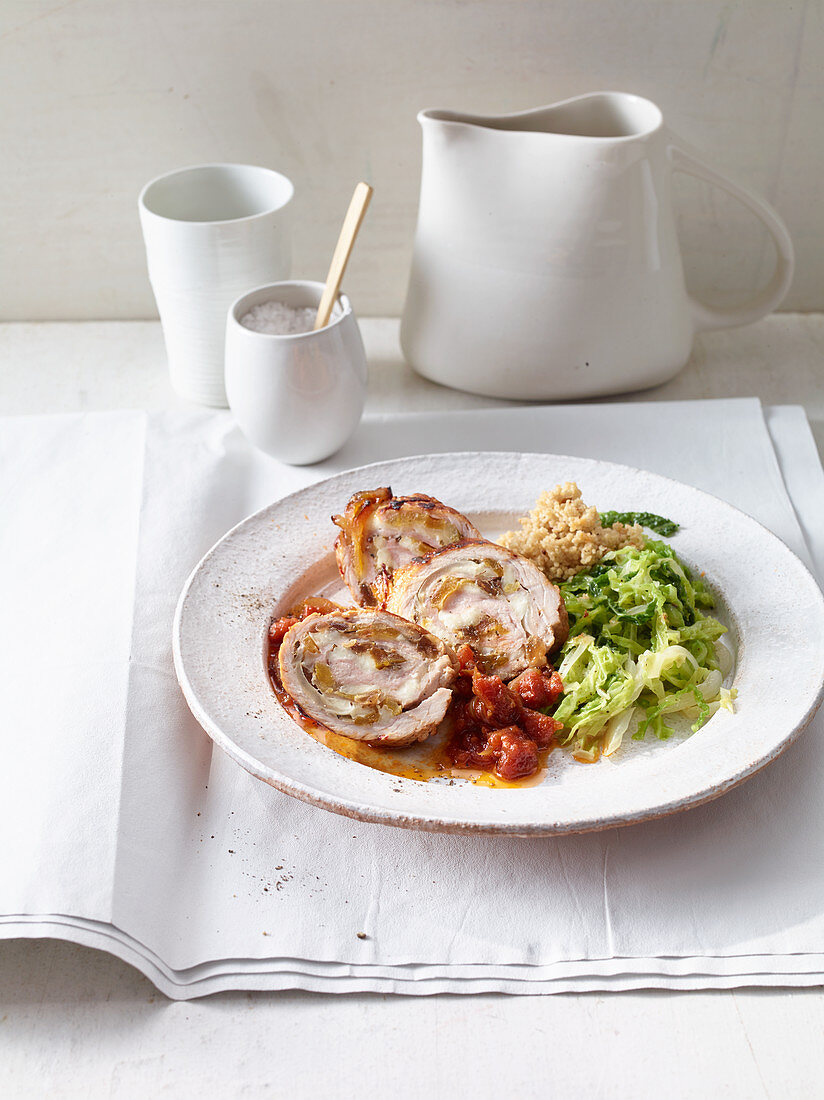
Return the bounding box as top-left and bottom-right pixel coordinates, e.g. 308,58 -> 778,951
314,181 -> 373,330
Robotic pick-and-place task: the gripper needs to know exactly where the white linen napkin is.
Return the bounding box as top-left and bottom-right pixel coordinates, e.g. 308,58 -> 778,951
1,398 -> 823,999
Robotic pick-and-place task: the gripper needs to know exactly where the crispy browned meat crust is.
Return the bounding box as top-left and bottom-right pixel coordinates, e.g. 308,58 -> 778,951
332,488 -> 481,608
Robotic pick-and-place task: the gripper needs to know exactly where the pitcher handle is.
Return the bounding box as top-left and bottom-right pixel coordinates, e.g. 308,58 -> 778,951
668,139 -> 794,332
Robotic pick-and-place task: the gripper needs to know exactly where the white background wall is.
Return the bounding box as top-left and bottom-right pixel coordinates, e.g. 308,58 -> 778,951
2,0 -> 821,320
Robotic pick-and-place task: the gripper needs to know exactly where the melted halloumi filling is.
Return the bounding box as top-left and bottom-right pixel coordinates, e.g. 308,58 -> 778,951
413,558 -> 537,670
297,625 -> 432,725
363,509 -> 460,568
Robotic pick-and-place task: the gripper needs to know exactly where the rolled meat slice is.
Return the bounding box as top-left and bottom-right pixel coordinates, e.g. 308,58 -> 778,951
333,487 -> 481,608
387,540 -> 569,681
277,608 -> 458,746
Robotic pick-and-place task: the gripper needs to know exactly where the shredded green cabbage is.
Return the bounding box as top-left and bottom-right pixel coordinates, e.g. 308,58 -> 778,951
549,540 -> 735,760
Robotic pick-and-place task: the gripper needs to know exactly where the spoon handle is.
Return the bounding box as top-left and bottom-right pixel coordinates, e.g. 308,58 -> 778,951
314,182 -> 373,331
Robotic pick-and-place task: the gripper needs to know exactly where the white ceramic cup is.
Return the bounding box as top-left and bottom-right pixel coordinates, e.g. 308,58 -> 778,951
139,163 -> 294,408
225,281 -> 368,465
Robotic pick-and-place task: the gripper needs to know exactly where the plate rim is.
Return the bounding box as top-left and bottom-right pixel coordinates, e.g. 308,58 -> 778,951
173,449 -> 824,836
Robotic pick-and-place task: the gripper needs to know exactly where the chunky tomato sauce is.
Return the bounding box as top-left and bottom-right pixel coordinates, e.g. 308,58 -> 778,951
267,604 -> 564,785
446,645 -> 563,780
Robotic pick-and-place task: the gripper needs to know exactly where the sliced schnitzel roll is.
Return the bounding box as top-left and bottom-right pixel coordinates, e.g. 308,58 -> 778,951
387,540 -> 569,681
333,487 -> 481,608
277,608 -> 458,746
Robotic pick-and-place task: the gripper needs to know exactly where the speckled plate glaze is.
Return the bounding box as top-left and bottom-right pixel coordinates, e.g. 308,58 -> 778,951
173,453 -> 824,835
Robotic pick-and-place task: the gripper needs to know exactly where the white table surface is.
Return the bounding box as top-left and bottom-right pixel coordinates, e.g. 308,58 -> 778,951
2,315 -> 824,1099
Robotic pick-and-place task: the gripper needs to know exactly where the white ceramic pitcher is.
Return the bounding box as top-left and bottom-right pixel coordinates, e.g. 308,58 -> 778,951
400,92 -> 794,400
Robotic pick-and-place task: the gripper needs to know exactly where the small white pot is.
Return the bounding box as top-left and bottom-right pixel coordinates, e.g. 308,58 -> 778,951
225,281 -> 367,465
139,163 -> 293,408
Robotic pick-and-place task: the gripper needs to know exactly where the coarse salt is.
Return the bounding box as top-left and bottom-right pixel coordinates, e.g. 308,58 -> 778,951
240,300 -> 319,335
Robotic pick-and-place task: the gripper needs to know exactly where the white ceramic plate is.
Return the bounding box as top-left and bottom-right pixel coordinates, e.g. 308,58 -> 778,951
173,453 -> 824,835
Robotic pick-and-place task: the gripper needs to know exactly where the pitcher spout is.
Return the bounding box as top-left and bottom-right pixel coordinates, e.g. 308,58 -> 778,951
418,93 -> 663,141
